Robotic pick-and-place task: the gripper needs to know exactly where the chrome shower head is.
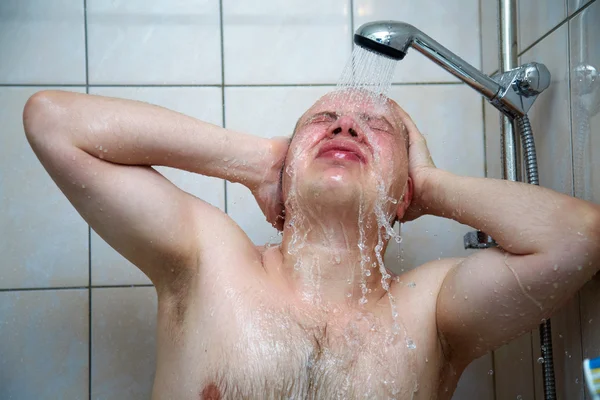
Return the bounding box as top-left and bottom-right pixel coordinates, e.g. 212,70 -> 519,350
353,21 -> 418,61
354,20 -> 502,103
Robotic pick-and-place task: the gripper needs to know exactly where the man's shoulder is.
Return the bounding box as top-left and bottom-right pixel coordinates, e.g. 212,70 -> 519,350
391,257 -> 464,295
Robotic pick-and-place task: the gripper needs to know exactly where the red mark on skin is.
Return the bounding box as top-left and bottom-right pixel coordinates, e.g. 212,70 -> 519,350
201,383 -> 221,400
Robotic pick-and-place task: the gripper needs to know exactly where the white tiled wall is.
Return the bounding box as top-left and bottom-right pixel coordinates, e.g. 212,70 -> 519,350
483,1 -> 600,398
354,0 -> 481,83
0,0 -> 492,398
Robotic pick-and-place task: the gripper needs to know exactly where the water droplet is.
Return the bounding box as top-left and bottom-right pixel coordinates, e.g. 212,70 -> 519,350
346,293 -> 352,298
517,395 -> 523,400
464,295 -> 469,300
537,357 -> 544,364
553,264 -> 559,271
406,339 -> 416,349
407,282 -> 416,288
488,369 -> 494,375
365,270 -> 371,277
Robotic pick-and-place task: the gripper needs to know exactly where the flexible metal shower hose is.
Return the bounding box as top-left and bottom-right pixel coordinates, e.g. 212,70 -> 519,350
516,114 -> 556,400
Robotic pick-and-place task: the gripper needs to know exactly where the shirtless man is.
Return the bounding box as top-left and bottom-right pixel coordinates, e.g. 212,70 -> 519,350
23,89 -> 600,399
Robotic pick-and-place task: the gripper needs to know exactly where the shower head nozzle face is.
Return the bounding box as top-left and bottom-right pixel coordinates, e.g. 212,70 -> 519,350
354,21 -> 417,61
353,34 -> 406,60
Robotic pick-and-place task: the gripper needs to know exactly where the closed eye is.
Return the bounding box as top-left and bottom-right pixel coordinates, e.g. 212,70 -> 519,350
307,112 -> 338,124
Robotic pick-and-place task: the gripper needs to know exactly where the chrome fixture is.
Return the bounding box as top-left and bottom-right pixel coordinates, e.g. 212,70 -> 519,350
354,21 -> 550,118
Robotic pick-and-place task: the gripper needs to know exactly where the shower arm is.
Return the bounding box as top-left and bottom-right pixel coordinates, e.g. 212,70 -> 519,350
406,29 -> 551,119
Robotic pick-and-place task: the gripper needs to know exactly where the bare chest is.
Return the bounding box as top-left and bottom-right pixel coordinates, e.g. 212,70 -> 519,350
154,290 -> 445,400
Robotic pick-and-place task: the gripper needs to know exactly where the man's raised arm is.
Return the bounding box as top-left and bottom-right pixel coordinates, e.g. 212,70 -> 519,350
401,120 -> 600,366
23,90 -> 284,292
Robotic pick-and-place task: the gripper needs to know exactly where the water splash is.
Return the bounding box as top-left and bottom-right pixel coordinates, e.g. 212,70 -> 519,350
336,46 -> 397,100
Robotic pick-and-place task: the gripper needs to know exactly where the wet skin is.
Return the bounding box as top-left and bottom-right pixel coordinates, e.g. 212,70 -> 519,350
22,90 -> 600,399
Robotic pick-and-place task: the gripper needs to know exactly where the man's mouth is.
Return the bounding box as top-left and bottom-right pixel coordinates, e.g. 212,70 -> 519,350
316,141 -> 367,164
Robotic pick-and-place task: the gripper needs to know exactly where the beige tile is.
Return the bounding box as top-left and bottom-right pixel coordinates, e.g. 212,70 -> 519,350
0,289 -> 88,398
0,0 -> 85,84
223,0 -> 351,84
88,87 -> 225,285
520,24 -> 573,195
387,85 -> 483,270
0,87 -> 89,289
91,287 -> 158,399
572,3 -> 600,399
224,86 -> 333,245
452,353 -> 495,400
87,0 -> 222,84
493,334 -> 535,400
518,0 -> 566,52
481,0 -> 500,75
353,0 -> 480,83
484,101 -> 503,179
532,298 -> 585,399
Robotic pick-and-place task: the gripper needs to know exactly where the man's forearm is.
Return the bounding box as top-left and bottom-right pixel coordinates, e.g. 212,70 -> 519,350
24,90 -> 274,190
423,170 -> 600,256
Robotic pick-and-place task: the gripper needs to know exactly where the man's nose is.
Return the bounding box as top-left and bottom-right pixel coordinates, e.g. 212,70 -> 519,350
329,115 -> 360,138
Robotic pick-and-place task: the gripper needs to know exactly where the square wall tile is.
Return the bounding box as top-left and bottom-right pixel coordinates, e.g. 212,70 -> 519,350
89,87 -> 224,285
224,86 -> 333,245
0,0 -> 85,84
572,1 -> 600,387
0,87 -> 89,289
484,101 -> 503,179
569,0 -> 600,202
353,0 -> 480,83
481,0 -> 499,74
568,0 -> 594,15
452,354 -> 495,400
518,0 -> 566,52
87,0 -> 221,84
0,289 -> 88,399
91,287 -> 157,399
521,24 -> 572,195
223,0 -> 351,84
388,85 -> 483,269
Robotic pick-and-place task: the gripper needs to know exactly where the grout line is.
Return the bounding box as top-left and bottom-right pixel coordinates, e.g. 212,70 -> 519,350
0,286 -> 90,292
491,351 -> 497,400
566,17 -> 587,388
0,84 -> 87,87
481,97 -> 488,178
88,225 -> 92,400
218,0 -> 228,215
530,331 -> 537,400
349,0 -> 355,47
518,0 -> 596,57
83,0 -> 89,87
0,284 -> 156,293
0,82 -> 466,88
83,0 -> 91,396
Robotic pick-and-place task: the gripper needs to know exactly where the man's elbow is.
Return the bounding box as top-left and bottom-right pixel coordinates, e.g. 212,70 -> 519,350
581,203 -> 600,257
22,90 -> 68,141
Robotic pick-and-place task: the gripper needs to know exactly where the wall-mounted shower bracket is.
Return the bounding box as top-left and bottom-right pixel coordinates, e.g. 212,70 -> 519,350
490,62 -> 551,118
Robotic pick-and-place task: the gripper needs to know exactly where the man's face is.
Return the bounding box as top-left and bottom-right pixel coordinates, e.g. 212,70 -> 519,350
282,91 -> 410,220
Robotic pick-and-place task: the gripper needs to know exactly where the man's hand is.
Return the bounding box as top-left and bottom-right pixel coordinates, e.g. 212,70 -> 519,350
250,137 -> 290,231
400,126 -> 437,223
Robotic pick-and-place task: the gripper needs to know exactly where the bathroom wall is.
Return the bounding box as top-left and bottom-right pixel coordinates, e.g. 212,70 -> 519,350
0,0 -> 492,398
482,0 -> 600,398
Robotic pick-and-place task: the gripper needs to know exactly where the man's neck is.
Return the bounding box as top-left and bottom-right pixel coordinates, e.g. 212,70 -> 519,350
279,213 -> 392,307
